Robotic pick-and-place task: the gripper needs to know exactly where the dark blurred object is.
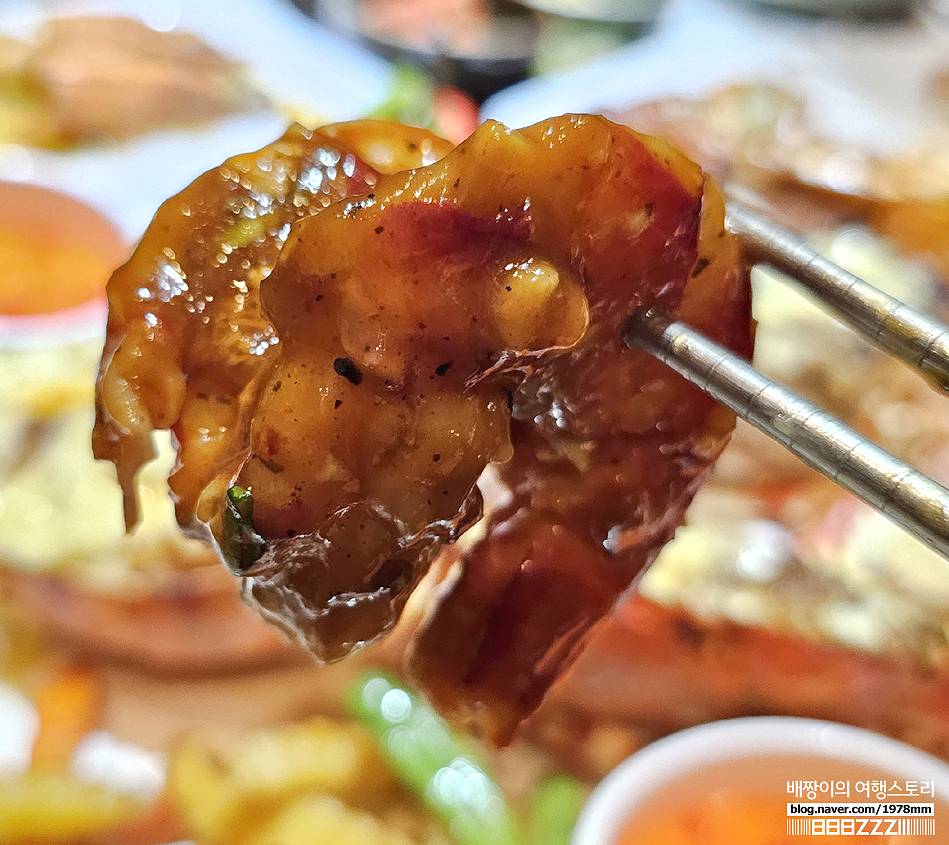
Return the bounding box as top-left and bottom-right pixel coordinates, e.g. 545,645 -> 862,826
315,0 -> 537,102
729,0 -> 916,18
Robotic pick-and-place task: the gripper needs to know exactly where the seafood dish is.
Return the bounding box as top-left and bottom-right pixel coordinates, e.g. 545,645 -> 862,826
94,115 -> 753,741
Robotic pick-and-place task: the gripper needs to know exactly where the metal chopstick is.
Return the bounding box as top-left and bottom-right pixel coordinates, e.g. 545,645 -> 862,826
623,307 -> 949,561
726,202 -> 949,392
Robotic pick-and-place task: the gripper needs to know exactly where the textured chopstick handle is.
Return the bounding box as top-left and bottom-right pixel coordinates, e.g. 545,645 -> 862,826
727,202 -> 949,392
624,307 -> 949,561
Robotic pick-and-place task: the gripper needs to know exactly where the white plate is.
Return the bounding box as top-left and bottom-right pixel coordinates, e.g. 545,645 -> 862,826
484,0 -> 949,157
0,0 -> 394,241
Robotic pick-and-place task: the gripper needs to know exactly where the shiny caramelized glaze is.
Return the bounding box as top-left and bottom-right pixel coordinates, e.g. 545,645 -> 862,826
95,116 -> 752,741
94,121 -> 452,531
405,117 -> 752,740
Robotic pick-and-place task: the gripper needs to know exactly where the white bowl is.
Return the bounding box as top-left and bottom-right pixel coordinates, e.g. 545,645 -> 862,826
573,717 -> 949,844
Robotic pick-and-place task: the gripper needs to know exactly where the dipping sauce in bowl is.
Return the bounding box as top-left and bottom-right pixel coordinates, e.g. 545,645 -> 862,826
0,180 -> 126,343
574,718 -> 949,845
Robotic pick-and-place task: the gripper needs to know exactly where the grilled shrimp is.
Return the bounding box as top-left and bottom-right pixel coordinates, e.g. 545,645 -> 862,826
405,118 -> 752,739
94,120 -> 453,534
95,115 -> 752,740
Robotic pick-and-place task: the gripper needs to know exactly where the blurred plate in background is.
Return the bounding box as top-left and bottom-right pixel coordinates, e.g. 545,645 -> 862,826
484,0 -> 949,155
0,0 -> 395,240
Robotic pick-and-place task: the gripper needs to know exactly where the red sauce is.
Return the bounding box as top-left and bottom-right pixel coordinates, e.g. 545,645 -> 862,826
0,182 -> 124,315
617,755 -> 947,845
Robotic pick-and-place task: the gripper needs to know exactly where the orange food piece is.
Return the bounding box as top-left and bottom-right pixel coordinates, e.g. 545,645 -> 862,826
0,182 -> 123,316
872,198 -> 949,284
0,229 -> 110,315
406,118 -> 751,740
30,666 -> 101,770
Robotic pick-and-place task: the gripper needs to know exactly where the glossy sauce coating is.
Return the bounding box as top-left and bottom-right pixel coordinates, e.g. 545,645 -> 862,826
235,123 -> 593,659
95,116 -> 752,740
405,117 -> 752,740
94,121 -> 452,534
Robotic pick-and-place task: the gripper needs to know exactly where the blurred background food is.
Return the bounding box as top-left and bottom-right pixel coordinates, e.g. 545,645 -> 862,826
3,0 -> 949,842
0,16 -> 269,149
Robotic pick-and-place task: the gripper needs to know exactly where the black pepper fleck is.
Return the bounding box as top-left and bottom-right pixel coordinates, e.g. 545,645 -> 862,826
334,399 -> 342,409
434,361 -> 453,376
645,202 -> 654,217
333,357 -> 363,385
674,617 -> 706,650
272,381 -> 282,392
691,257 -> 710,278
374,225 -> 384,234
259,456 -> 285,474
433,454 -> 441,462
